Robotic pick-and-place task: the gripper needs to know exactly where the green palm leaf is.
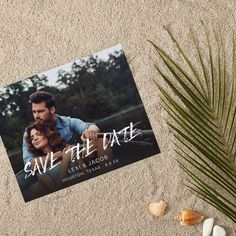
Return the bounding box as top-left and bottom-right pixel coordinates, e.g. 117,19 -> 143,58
149,24 -> 236,223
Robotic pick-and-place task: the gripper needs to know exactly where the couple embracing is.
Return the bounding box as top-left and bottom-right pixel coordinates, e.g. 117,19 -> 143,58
22,91 -> 112,189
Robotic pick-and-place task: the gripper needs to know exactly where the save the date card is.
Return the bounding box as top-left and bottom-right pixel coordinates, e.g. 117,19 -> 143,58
0,44 -> 160,202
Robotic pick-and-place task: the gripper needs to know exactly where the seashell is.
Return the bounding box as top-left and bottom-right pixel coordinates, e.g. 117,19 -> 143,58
213,225 -> 226,236
202,218 -> 214,236
175,209 -> 204,225
148,200 -> 168,217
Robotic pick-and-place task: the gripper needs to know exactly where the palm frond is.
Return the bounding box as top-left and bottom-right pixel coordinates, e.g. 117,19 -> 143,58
149,24 -> 236,223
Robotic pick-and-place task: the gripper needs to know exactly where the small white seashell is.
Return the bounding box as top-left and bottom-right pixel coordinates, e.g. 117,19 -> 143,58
202,218 -> 214,236
148,200 -> 167,217
213,225 -> 226,236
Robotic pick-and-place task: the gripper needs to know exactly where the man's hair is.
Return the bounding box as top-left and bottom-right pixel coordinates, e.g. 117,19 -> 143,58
29,91 -> 56,109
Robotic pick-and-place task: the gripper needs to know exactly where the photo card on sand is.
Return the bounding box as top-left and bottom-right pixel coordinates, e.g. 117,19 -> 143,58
0,44 -> 160,202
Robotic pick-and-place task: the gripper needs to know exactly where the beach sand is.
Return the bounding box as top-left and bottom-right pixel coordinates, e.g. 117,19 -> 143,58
0,1 -> 235,235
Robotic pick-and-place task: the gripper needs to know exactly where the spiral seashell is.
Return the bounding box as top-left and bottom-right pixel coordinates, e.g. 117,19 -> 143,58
175,209 -> 204,225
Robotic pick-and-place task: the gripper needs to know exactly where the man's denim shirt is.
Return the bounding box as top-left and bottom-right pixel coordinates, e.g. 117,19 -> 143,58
22,114 -> 88,164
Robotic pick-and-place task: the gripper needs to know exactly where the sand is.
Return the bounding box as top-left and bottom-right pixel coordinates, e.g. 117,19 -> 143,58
0,1 -> 235,235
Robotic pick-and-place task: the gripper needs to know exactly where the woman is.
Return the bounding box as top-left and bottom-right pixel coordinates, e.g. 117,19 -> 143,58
25,121 -> 113,191
26,121 -> 69,158
25,121 -> 74,190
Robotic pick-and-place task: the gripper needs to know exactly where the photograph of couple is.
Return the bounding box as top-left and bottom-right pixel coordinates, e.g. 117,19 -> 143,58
0,45 -> 160,202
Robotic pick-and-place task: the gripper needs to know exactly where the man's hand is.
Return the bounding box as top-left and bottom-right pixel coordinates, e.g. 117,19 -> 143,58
81,124 -> 100,142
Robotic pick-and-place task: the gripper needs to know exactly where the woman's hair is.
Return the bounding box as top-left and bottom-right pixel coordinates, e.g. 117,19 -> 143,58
26,121 -> 66,156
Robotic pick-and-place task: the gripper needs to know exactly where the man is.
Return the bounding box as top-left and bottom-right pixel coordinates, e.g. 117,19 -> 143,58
23,91 -> 106,168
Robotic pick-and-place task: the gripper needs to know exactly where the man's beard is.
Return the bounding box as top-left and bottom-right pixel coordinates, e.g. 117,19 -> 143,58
36,114 -> 54,124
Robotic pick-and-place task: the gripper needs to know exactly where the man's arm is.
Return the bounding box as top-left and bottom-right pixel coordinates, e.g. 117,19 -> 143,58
69,118 -> 99,141
81,124 -> 100,142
